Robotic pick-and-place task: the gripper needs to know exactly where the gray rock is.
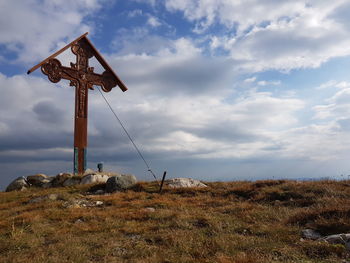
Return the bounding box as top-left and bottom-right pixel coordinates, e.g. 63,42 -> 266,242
47,194 -> 59,201
94,189 -> 105,195
63,177 -> 81,186
40,176 -> 55,188
83,168 -> 96,176
28,193 -> 60,203
63,199 -> 104,208
80,174 -> 109,185
301,229 -> 322,240
320,233 -> 350,250
143,207 -> 156,213
42,182 -> 53,189
51,173 -> 72,187
27,174 -> 50,187
95,201 -> 104,206
167,178 -> 207,188
102,172 -> 122,177
28,196 -> 46,203
105,174 -> 137,193
6,177 -> 29,192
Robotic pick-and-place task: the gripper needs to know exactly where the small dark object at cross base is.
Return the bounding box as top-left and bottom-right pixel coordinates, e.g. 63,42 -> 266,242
97,163 -> 103,173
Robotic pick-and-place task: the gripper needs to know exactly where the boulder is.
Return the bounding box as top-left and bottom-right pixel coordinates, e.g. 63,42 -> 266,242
83,168 -> 96,176
301,229 -> 322,240
63,177 -> 81,186
6,177 -> 29,192
80,174 -> 109,185
320,233 -> 350,250
27,174 -> 50,187
105,174 -> 137,193
167,178 -> 207,188
42,179 -> 54,189
102,171 -> 121,177
51,173 -> 72,187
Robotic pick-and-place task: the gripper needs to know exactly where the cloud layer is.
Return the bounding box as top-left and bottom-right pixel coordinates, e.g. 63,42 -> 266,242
2,0 -> 350,189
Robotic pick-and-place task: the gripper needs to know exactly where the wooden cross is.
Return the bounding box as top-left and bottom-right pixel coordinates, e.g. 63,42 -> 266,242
28,32 -> 128,175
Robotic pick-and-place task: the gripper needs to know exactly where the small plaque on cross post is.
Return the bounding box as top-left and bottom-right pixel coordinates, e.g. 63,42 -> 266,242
28,32 -> 128,175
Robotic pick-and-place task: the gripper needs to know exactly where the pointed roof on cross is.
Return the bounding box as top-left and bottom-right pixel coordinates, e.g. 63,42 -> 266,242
27,32 -> 127,92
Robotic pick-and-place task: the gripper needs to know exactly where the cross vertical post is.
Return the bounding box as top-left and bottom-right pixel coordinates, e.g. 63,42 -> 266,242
71,40 -> 93,175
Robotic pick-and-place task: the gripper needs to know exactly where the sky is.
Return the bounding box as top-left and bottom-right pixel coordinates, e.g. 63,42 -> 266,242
2,0 -> 350,189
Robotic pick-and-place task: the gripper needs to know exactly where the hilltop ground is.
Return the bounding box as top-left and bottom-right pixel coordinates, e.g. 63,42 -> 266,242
0,179 -> 349,263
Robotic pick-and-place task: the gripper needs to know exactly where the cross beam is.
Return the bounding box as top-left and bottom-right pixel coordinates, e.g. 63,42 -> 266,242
28,33 -> 127,175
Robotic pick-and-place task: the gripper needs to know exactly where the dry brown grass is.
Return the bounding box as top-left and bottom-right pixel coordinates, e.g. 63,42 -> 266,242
0,180 -> 349,262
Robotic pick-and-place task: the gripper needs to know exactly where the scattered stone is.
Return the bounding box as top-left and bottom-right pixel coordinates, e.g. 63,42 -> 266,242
320,233 -> 350,250
28,196 -> 47,203
112,247 -> 127,257
27,193 -> 60,204
80,174 -> 109,185
301,229 -> 322,240
167,178 -> 207,188
95,201 -> 104,206
63,177 -> 81,187
6,177 -> 29,192
63,199 -> 104,208
47,193 -> 59,201
42,181 -> 53,189
83,168 -> 96,176
274,200 -> 282,205
51,173 -> 72,187
75,219 -> 84,224
105,174 -> 137,193
125,233 -> 142,241
300,229 -> 350,251
64,201 -> 81,209
142,207 -> 156,213
27,174 -> 50,187
94,189 -> 105,195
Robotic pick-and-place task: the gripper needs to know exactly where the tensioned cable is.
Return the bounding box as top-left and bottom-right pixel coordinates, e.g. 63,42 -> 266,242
97,87 -> 159,184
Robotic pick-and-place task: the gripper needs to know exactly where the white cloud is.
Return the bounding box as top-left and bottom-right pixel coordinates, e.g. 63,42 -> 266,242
128,9 -> 143,18
257,80 -> 281,86
164,0 -> 305,33
316,80 -> 350,90
108,35 -> 234,96
147,15 -> 162,27
111,27 -> 172,55
312,80 -> 350,120
0,0 -> 104,64
0,66 -> 305,165
164,0 -> 350,71
244,76 -> 256,83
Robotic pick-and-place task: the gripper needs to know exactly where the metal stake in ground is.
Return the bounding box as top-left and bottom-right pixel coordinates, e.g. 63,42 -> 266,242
159,171 -> 167,193
28,32 -> 128,175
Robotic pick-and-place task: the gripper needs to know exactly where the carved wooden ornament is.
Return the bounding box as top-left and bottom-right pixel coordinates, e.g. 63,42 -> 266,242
28,32 -> 128,175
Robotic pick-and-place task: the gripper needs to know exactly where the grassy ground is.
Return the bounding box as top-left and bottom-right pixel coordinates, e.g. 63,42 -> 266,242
0,179 -> 349,263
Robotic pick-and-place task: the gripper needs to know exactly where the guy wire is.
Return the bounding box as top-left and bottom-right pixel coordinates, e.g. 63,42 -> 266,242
97,87 -> 159,184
